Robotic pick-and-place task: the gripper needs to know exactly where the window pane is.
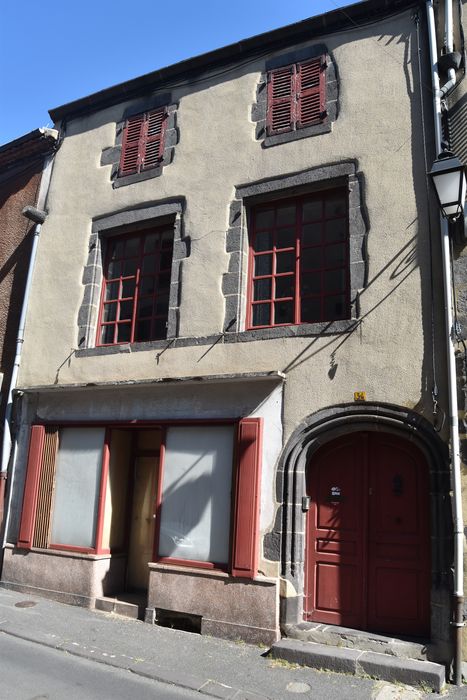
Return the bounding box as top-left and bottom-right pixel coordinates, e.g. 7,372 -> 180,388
252,303 -> 270,327
324,269 -> 347,293
119,300 -> 133,321
140,276 -> 155,295
117,324 -> 131,343
103,303 -> 117,322
158,273 -> 170,291
253,278 -> 271,301
121,279 -> 136,298
301,297 -> 321,323
51,428 -> 105,548
275,275 -> 295,299
324,218 -> 347,243
138,298 -> 153,318
123,258 -> 138,276
160,251 -> 172,270
155,294 -> 169,315
154,318 -> 167,338
302,223 -> 322,246
276,227 -> 295,249
302,199 -> 322,222
111,240 -> 125,259
301,271 -> 321,295
274,300 -> 294,324
325,193 -> 346,218
142,254 -> 157,275
255,209 -> 274,229
301,247 -> 321,270
124,237 -> 139,257
324,294 -> 348,320
254,254 -> 272,276
324,244 -> 346,267
107,260 -> 121,278
136,319 -> 152,341
254,231 -> 273,252
276,205 -> 296,226
144,233 -> 158,253
159,426 -> 235,564
276,251 -> 295,273
100,325 -> 114,345
105,281 -> 119,301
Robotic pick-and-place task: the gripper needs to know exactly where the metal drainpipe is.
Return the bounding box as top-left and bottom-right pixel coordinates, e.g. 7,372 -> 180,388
0,216 -> 44,548
427,0 -> 465,686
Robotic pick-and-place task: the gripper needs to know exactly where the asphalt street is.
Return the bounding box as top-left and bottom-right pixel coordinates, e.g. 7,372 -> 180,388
0,633 -> 201,700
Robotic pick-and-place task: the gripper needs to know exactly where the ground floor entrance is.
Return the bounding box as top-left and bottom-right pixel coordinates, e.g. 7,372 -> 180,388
304,431 -> 430,636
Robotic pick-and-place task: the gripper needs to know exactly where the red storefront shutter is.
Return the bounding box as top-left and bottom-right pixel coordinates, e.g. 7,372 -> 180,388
17,425 -> 45,549
231,418 -> 263,578
119,114 -> 145,175
267,66 -> 295,135
142,109 -> 166,170
297,57 -> 325,127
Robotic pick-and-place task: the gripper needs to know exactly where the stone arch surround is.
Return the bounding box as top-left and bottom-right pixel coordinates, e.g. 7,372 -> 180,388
269,403 -> 453,659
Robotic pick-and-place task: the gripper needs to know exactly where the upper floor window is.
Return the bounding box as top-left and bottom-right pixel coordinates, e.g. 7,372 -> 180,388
97,226 -> 173,345
267,57 -> 325,136
247,189 -> 350,329
119,108 -> 167,177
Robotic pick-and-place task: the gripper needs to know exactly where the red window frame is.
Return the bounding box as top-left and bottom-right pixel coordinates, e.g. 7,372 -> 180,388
119,108 -> 167,176
17,419 -> 263,579
97,226 -> 173,346
266,57 -> 326,135
247,189 -> 350,330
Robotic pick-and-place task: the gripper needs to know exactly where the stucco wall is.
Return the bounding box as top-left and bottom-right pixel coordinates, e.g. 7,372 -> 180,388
17,11 -> 443,440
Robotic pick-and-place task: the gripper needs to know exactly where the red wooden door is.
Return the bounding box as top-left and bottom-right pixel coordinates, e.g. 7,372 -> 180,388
305,432 -> 430,637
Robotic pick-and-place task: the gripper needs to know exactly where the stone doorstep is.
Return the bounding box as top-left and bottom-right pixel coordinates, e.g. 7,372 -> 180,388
94,596 -> 144,620
283,623 -> 429,661
271,639 -> 445,693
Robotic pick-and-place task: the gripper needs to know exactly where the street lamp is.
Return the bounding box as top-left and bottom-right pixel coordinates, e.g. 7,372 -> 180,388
428,150 -> 467,221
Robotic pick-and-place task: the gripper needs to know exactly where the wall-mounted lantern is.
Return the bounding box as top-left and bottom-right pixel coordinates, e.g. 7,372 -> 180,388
428,150 -> 467,221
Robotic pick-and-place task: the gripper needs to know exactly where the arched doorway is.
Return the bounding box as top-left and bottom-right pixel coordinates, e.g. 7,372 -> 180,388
304,431 -> 430,636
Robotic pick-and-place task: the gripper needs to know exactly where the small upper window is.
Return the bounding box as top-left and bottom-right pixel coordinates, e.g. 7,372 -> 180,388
267,58 -> 325,136
97,226 -> 173,345
119,108 -> 167,177
247,189 -> 350,329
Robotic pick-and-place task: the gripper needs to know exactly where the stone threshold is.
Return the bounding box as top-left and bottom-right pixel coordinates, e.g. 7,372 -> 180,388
283,622 -> 430,661
271,638 -> 445,692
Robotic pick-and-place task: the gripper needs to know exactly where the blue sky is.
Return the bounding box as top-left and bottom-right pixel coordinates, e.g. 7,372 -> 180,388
0,0 -> 357,146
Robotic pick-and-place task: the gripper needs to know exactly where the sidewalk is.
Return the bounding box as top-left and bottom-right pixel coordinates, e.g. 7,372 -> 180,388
0,587 -> 461,699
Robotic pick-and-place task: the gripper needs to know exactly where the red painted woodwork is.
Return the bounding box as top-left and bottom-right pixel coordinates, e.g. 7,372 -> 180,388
247,190 -> 350,329
119,108 -> 167,176
17,425 -> 45,549
231,418 -> 263,578
267,57 -> 325,135
305,432 -> 430,637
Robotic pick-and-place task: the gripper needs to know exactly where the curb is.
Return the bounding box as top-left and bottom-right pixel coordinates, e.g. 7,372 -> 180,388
0,627 -> 268,700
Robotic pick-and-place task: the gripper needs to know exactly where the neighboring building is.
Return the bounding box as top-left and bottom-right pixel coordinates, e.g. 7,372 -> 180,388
0,129 -> 57,529
0,0 -> 459,676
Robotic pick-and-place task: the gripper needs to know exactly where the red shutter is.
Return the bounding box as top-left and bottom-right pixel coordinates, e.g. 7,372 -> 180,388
119,114 -> 145,175
17,425 -> 45,549
267,66 -> 295,135
297,57 -> 325,127
142,109 -> 166,170
231,418 -> 263,578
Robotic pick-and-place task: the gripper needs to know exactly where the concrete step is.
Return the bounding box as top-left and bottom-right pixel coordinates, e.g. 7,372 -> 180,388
283,622 -> 429,661
271,639 -> 445,693
94,596 -> 144,620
